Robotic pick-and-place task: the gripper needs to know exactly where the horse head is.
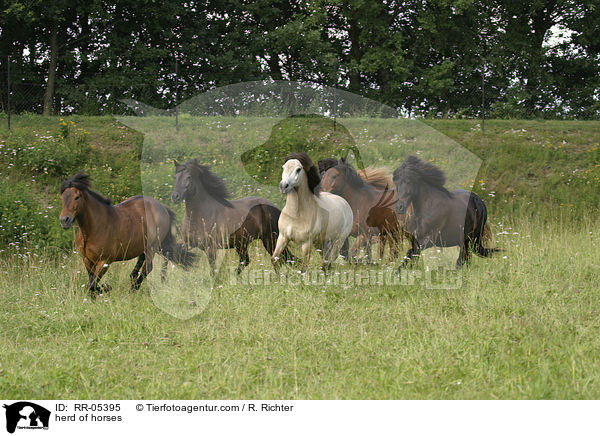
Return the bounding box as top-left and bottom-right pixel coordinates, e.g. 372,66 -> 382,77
171,160 -> 193,204
319,166 -> 344,196
59,172 -> 94,229
392,167 -> 416,215
171,159 -> 233,207
280,152 -> 320,195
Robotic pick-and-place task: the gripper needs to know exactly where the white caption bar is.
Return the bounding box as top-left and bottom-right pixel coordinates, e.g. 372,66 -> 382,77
0,400 -> 597,435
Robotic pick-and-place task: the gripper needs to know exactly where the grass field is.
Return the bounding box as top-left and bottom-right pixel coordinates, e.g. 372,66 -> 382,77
1,115 -> 599,399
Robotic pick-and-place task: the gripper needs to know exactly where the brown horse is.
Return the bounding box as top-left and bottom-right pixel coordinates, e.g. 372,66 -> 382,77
365,187 -> 414,261
320,160 -> 409,262
171,159 -> 294,273
59,173 -> 196,294
393,155 -> 497,268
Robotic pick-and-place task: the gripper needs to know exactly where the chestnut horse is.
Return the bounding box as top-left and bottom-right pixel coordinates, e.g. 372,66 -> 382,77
393,155 -> 497,268
171,159 -> 294,273
60,173 -> 196,294
320,160 -> 412,262
365,187 -> 414,261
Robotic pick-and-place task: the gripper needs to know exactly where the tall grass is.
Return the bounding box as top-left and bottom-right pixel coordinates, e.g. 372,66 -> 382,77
0,211 -> 599,399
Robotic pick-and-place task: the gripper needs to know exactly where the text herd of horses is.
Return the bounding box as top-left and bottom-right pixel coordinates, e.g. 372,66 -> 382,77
59,153 -> 497,294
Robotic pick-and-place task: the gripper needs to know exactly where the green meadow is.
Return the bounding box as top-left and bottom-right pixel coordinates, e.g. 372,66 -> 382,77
0,115 -> 599,398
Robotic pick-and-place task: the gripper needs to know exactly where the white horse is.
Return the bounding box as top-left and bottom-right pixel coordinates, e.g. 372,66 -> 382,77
272,152 -> 353,270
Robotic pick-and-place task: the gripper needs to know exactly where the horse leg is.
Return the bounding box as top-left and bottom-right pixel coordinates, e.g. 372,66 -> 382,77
340,238 -> 349,261
350,234 -> 365,263
130,254 -> 145,287
391,231 -> 403,259
271,234 -> 289,271
378,233 -> 386,262
132,253 -> 154,290
456,241 -> 471,269
89,261 -> 110,295
400,234 -> 421,268
83,257 -> 96,293
300,240 -> 312,271
261,229 -> 294,266
235,241 -> 250,274
364,236 -> 373,264
322,239 -> 341,271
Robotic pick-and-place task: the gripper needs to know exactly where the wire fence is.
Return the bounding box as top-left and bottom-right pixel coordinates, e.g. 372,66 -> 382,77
0,55 -> 490,131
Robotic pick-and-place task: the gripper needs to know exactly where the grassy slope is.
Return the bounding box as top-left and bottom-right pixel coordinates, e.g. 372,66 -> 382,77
0,116 -> 599,399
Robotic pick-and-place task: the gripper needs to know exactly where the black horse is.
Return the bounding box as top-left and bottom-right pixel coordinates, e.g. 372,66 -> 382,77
393,155 -> 498,268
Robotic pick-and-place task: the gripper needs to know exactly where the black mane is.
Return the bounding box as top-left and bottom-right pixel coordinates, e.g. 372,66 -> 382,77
286,152 -> 321,194
179,159 -> 233,208
60,172 -> 112,205
394,155 -> 451,196
318,158 -> 339,175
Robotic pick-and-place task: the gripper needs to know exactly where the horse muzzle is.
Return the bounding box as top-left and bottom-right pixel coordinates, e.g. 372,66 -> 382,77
279,181 -> 293,194
59,215 -> 74,229
171,191 -> 183,204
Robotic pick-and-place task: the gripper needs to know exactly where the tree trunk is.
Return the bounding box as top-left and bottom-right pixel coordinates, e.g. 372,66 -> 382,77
43,25 -> 58,116
523,1 -> 557,116
268,53 -> 283,81
348,15 -> 361,92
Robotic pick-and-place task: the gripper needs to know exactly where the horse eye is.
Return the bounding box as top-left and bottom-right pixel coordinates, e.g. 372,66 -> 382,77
75,196 -> 80,200
296,168 -> 301,173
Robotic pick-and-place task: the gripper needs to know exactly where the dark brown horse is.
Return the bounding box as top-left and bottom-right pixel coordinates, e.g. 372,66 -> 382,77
320,160 -> 409,262
393,155 -> 497,268
59,173 -> 196,294
171,159 -> 294,273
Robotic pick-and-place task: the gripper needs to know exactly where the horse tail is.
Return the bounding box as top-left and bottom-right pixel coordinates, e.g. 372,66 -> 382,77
472,195 -> 500,257
160,208 -> 197,268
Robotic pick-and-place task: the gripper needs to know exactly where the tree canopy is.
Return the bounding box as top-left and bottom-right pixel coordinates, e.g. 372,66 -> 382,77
0,0 -> 598,118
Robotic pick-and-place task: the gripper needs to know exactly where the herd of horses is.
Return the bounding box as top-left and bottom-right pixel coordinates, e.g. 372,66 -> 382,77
59,153 -> 497,294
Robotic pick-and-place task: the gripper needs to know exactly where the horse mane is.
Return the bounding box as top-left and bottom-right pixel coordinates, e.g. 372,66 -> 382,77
60,172 -> 112,205
333,161 -> 366,190
286,152 -> 321,194
395,155 -> 451,196
318,158 -> 339,175
180,159 -> 233,207
359,166 -> 393,190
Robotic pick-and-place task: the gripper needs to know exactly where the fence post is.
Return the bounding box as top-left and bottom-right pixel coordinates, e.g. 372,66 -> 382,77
7,55 -> 11,130
481,61 -> 485,133
332,59 -> 337,131
175,57 -> 179,131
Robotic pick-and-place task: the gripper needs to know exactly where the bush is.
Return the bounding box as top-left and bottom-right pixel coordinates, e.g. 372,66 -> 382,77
1,118 -> 91,179
0,181 -> 50,250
